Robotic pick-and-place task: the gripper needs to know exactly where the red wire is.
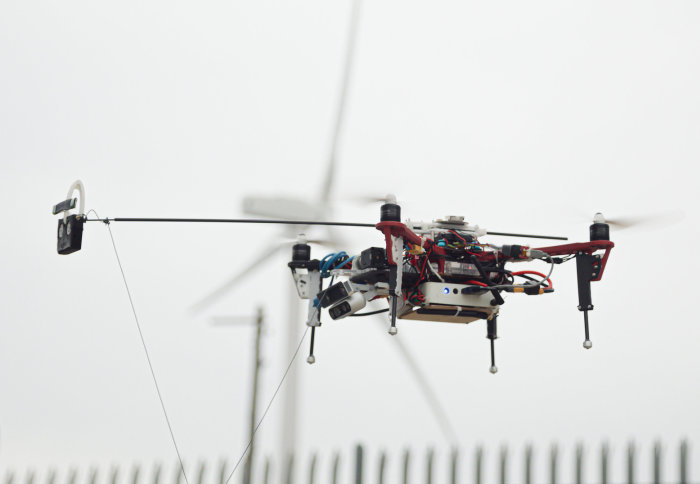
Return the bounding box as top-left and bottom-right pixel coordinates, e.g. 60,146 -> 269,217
447,230 -> 478,255
511,270 -> 553,289
465,280 -> 488,287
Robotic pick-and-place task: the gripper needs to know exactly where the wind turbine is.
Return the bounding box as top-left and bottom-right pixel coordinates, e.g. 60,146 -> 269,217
190,0 -> 458,459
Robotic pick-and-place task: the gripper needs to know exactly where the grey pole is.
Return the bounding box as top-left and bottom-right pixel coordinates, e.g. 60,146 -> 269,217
244,307 -> 264,484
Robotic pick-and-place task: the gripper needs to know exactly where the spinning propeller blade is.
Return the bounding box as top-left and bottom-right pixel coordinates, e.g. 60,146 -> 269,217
592,211 -> 684,230
319,0 -> 362,203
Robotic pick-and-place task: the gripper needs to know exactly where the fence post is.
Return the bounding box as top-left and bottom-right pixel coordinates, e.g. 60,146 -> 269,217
474,447 -> 483,484
524,444 -> 533,484
377,452 -> 386,484
355,445 -> 364,484
331,453 -> 340,484
87,469 -> 97,484
152,465 -> 161,484
426,449 -> 434,484
653,441 -> 662,484
601,442 -> 610,484
174,462 -> 185,484
499,446 -> 508,484
284,454 -> 294,484
627,442 -> 635,484
218,460 -> 228,484
575,443 -> 583,484
308,454 -> 317,484
131,465 -> 140,484
680,440 -> 688,484
549,444 -> 558,484
110,466 -> 120,484
46,470 -> 56,484
67,469 -> 78,484
402,450 -> 411,484
196,462 -> 206,484
25,470 -> 35,484
450,448 -> 458,484
262,458 -> 271,484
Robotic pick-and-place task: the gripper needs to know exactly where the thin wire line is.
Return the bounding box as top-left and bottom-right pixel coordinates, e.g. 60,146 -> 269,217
223,326 -> 310,484
85,217 -> 375,228
105,222 -> 190,484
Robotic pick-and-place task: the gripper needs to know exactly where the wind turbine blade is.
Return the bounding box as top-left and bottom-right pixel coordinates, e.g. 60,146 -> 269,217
374,318 -> 458,444
189,242 -> 287,314
320,0 -> 362,203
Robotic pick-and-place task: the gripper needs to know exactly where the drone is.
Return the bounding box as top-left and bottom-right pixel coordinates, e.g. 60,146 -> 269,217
54,183 -> 614,374
288,195 -> 614,373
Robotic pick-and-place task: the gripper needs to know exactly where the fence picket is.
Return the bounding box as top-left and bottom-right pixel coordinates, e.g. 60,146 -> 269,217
474,447 -> 483,484
425,449 -> 433,484
377,452 -> 386,484
524,445 -> 533,484
450,448 -> 458,484
680,440 -> 688,484
653,441 -> 662,484
549,444 -> 558,484
0,439 -> 693,484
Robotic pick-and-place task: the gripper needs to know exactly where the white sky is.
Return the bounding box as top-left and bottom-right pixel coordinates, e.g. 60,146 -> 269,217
1,1 -> 699,483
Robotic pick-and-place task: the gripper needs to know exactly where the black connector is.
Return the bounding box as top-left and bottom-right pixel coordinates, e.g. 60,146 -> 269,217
357,247 -> 387,270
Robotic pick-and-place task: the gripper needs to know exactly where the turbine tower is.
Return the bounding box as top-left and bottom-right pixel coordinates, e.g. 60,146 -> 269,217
191,0 -> 458,460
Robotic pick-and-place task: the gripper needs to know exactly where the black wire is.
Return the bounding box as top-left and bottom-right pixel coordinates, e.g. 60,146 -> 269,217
87,217 -> 375,228
514,273 -> 551,288
350,308 -> 390,317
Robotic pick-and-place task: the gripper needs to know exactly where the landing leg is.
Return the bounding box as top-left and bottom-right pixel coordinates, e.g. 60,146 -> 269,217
487,315 -> 498,374
388,296 -> 398,335
582,311 -> 592,349
307,326 -> 316,364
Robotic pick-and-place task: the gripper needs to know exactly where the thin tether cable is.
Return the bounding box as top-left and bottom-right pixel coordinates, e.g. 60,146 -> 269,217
104,221 -> 190,484
223,326 -> 310,484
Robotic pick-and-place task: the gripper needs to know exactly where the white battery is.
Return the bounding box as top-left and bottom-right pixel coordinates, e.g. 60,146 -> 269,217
418,282 -> 494,308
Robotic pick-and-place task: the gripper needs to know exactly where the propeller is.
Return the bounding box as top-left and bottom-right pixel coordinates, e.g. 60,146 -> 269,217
343,193 -> 397,205
592,211 -> 684,230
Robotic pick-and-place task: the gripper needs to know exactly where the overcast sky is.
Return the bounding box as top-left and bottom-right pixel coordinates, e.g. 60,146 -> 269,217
1,1 -> 699,483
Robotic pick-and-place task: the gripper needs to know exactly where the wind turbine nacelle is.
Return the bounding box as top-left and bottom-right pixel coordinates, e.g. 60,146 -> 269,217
242,196 -> 327,221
